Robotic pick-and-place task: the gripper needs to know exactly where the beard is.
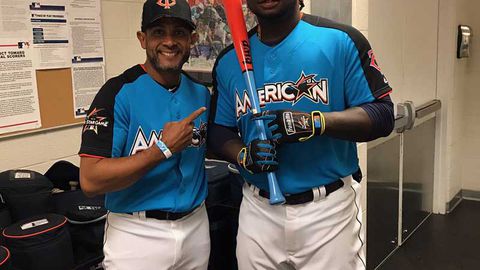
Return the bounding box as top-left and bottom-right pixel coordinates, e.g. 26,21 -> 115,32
146,48 -> 190,73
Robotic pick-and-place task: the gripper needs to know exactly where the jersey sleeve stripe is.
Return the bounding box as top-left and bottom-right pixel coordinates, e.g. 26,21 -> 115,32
377,89 -> 393,100
79,153 -> 106,159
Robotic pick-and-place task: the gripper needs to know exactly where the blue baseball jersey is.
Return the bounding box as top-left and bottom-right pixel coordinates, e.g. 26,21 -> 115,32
79,65 -> 210,213
212,15 -> 392,194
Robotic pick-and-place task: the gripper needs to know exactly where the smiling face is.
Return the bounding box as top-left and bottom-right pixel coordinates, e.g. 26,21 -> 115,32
137,17 -> 196,73
246,0 -> 298,19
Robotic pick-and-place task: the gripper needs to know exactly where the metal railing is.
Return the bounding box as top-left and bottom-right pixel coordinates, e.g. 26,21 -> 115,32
395,99 -> 441,133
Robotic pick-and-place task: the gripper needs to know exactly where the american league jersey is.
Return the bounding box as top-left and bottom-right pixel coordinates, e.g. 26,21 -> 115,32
212,15 -> 392,194
79,65 -> 210,213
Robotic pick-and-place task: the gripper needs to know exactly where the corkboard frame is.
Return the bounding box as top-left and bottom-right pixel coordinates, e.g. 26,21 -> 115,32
0,68 -> 84,140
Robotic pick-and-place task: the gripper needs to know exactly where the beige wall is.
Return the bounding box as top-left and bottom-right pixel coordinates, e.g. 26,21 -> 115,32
0,128 -> 81,174
456,0 -> 480,192
369,0 -> 439,105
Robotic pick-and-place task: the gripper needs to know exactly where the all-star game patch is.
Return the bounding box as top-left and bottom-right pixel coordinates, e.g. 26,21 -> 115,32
83,108 -> 109,135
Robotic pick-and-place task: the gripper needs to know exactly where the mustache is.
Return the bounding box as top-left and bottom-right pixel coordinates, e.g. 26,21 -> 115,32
257,0 -> 278,3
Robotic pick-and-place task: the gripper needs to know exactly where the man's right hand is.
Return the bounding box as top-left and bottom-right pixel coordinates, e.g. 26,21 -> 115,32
161,107 -> 206,154
237,139 -> 278,174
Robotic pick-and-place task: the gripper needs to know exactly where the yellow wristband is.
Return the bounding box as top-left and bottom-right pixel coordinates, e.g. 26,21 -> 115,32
299,111 -> 322,142
320,111 -> 326,135
237,147 -> 246,166
237,147 -> 254,174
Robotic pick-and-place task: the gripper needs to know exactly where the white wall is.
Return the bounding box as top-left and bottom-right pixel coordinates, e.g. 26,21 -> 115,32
369,0 -> 446,213
435,0 -> 463,212
303,0 -> 311,13
310,0 -> 352,24
367,0 -> 480,212
102,0 -> 146,79
435,0 -> 480,206
352,0 -> 368,35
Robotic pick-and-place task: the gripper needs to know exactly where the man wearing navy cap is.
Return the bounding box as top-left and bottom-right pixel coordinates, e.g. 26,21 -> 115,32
79,0 -> 211,269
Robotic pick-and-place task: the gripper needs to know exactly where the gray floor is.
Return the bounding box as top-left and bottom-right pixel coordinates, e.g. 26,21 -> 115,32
379,200 -> 480,270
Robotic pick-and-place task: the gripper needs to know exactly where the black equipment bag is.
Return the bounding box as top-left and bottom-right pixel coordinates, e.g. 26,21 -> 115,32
205,159 -> 232,207
205,160 -> 239,270
0,203 -> 12,245
0,203 -> 11,232
45,160 -> 80,191
72,255 -> 104,270
52,190 -> 106,266
0,246 -> 12,270
3,213 -> 74,270
0,170 -> 53,222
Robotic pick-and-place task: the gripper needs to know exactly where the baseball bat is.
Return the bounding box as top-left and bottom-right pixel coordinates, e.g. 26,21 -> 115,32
223,0 -> 285,205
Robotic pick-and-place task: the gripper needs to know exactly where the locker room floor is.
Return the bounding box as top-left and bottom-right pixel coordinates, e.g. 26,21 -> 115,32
378,199 -> 480,270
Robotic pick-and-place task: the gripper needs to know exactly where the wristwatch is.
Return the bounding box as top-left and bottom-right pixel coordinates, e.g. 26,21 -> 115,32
156,140 -> 172,159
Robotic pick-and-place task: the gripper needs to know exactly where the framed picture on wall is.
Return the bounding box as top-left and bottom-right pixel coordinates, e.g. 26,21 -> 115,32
185,0 -> 256,72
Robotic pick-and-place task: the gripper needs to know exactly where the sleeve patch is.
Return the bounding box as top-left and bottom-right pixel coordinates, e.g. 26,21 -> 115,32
82,107 -> 110,135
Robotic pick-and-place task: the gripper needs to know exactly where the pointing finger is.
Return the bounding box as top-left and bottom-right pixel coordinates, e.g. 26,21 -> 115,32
182,107 -> 207,124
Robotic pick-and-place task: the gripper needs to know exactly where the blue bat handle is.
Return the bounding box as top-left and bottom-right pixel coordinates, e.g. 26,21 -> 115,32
243,71 -> 285,205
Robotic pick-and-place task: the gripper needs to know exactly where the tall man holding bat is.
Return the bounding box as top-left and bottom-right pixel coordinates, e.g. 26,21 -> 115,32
209,0 -> 394,269
79,0 -> 211,269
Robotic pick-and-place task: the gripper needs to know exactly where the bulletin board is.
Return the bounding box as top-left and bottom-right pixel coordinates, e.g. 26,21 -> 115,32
36,68 -> 83,128
0,68 -> 83,138
0,0 -> 108,139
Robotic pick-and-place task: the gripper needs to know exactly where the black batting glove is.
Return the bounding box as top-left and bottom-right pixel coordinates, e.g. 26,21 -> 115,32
237,139 -> 278,174
252,110 -> 325,144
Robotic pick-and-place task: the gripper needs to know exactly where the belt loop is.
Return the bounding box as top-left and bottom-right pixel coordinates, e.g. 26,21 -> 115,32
312,187 -> 320,202
249,184 -> 260,198
319,186 -> 327,200
139,211 -> 147,220
342,175 -> 352,187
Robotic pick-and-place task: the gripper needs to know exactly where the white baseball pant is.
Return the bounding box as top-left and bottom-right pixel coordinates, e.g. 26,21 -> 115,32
102,204 -> 210,270
237,176 -> 365,270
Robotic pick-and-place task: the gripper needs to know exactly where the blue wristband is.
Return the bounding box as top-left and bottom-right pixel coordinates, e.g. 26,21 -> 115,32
156,140 -> 172,159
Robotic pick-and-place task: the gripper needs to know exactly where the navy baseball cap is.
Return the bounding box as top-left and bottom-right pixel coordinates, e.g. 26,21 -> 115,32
141,0 -> 195,31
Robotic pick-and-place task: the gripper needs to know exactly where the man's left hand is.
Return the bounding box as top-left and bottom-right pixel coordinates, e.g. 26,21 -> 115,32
252,110 -> 324,144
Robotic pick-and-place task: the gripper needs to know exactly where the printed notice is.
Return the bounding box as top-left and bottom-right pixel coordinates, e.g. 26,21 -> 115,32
72,64 -> 104,118
0,0 -> 32,40
69,0 -> 104,63
0,40 -> 41,134
69,0 -> 105,118
30,0 -> 72,69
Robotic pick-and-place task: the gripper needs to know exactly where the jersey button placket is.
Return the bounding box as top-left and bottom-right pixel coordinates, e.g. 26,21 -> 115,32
265,51 -> 278,78
171,97 -> 181,120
